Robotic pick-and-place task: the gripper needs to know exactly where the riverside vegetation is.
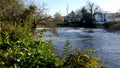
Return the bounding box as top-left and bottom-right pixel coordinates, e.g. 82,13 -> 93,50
103,21 -> 120,31
0,0 -> 102,68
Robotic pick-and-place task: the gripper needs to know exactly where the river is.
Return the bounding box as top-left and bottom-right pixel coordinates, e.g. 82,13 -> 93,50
37,27 -> 120,68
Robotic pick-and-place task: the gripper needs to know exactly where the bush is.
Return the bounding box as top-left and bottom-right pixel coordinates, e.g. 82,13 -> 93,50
62,42 -> 99,68
103,21 -> 120,31
0,23 -> 61,68
103,21 -> 116,29
63,50 -> 99,68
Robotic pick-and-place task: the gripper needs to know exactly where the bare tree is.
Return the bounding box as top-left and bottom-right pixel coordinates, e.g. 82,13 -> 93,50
86,2 -> 101,23
30,3 -> 56,29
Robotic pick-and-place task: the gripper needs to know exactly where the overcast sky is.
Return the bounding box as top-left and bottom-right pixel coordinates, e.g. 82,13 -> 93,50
32,0 -> 120,16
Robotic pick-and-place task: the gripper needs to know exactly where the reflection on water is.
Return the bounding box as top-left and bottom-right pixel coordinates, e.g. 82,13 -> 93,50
41,27 -> 120,68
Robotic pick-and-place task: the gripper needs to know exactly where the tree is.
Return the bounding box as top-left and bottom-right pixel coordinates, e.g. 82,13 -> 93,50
77,2 -> 101,27
32,3 -> 57,30
70,11 -> 76,22
0,0 -> 24,23
79,7 -> 91,27
86,2 -> 101,24
0,0 -> 55,32
75,9 -> 82,20
66,11 -> 76,22
54,12 -> 64,22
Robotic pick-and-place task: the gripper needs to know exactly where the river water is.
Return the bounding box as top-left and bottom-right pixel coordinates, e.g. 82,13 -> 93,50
38,27 -> 120,68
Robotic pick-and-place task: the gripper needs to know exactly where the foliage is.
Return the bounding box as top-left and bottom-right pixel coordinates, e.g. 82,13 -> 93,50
54,12 -> 64,22
0,24 -> 61,68
80,7 -> 94,27
103,21 -> 120,30
103,21 -> 114,28
0,0 -> 56,32
62,41 -> 99,68
0,0 -> 59,68
0,0 -> 24,22
0,0 -> 37,33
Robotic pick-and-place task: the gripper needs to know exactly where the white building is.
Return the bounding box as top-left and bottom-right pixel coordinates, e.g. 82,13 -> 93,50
95,12 -> 120,24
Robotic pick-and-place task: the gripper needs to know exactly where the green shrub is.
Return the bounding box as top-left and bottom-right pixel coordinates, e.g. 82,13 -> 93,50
64,50 -> 99,68
103,21 -> 120,31
63,43 -> 99,68
0,24 -> 61,68
103,21 -> 115,28
103,21 -> 120,29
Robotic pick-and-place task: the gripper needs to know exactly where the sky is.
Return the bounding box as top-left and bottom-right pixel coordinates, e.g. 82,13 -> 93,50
32,0 -> 120,16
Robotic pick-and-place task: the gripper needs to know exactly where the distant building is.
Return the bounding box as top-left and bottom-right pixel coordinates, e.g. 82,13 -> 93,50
64,11 -> 120,24
95,12 -> 120,24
